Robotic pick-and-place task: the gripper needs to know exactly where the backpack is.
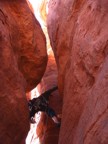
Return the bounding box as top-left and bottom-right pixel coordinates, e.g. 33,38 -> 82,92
28,96 -> 48,112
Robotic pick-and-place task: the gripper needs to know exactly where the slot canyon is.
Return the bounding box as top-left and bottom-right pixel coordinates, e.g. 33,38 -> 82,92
0,0 -> 108,144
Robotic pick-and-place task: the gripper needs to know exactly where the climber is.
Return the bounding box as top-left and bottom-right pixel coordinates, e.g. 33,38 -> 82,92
28,86 -> 61,127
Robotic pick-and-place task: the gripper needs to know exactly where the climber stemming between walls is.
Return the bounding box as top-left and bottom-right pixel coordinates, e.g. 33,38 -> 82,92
28,86 -> 61,127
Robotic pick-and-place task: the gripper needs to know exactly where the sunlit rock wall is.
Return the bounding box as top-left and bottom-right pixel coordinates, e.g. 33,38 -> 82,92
47,0 -> 108,144
36,51 -> 62,144
37,1 -> 62,143
0,0 -> 47,144
27,0 -> 62,143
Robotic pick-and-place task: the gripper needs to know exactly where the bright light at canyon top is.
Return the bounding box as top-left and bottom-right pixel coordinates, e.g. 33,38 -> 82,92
28,0 -> 41,22
28,0 -> 52,55
28,0 -> 49,26
26,2 -> 48,144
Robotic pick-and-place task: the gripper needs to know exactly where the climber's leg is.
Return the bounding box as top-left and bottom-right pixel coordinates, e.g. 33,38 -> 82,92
46,107 -> 61,127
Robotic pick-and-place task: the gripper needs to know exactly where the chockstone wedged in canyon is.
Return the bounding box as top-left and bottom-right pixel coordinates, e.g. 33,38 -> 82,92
0,0 -> 47,144
47,0 -> 108,144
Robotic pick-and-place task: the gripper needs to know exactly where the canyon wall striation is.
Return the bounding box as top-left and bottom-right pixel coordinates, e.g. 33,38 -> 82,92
47,0 -> 108,143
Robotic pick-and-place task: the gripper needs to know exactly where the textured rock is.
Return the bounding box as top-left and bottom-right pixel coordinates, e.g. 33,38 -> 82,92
47,0 -> 108,144
36,52 -> 62,144
0,1 -> 47,144
26,1 -> 62,143
26,88 -> 62,144
35,1 -> 62,142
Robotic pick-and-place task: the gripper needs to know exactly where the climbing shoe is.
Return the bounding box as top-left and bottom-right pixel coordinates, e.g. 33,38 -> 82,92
56,122 -> 61,128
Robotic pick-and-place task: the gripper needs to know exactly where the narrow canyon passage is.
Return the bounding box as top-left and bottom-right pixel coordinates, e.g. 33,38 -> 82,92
26,1 -> 62,143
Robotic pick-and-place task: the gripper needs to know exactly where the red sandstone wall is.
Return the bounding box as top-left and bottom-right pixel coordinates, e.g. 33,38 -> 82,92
47,0 -> 108,144
36,1 -> 62,143
0,1 -> 47,144
26,1 -> 62,143
37,52 -> 62,144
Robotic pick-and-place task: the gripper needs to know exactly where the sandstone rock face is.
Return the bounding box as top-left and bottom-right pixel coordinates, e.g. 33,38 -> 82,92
26,53 -> 62,144
26,2 -> 62,143
36,52 -> 62,144
47,0 -> 108,144
0,1 -> 47,144
35,1 -> 62,142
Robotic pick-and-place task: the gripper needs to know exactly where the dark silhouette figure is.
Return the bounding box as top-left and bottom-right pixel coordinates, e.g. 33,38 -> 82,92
28,86 -> 60,127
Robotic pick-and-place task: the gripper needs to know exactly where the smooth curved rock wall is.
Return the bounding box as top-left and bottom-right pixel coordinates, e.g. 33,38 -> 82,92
0,0 -> 47,144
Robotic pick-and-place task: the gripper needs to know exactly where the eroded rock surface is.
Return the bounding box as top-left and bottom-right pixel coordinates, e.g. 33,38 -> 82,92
0,0 -> 47,144
36,51 -> 62,144
26,1 -> 62,142
47,0 -> 108,144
